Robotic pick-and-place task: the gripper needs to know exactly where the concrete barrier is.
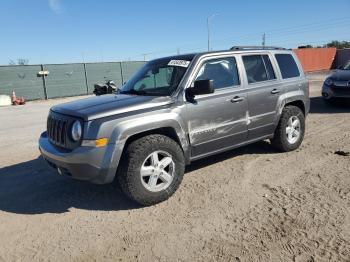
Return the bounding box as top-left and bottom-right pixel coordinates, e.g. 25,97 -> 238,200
0,95 -> 11,107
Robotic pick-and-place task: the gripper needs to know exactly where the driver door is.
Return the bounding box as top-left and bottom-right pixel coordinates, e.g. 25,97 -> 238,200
185,56 -> 248,159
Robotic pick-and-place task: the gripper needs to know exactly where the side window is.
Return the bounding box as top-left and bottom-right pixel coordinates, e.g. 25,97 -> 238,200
262,55 -> 276,80
275,54 -> 300,79
195,57 -> 240,89
242,55 -> 276,84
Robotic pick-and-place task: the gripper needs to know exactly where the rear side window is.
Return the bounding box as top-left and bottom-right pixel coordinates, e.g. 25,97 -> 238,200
195,57 -> 240,89
262,55 -> 276,80
242,55 -> 276,84
275,54 -> 300,79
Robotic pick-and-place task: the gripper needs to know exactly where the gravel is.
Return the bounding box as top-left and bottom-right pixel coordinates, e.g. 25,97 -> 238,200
0,75 -> 349,261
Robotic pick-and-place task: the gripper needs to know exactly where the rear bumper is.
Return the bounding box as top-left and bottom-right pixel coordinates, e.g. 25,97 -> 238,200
322,84 -> 350,99
39,132 -> 120,184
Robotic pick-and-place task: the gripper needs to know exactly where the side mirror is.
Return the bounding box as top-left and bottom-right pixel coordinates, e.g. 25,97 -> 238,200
337,65 -> 343,70
186,79 -> 214,98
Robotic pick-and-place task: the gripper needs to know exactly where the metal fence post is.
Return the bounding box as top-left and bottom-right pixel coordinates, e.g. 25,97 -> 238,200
41,64 -> 48,99
83,63 -> 89,94
119,61 -> 124,85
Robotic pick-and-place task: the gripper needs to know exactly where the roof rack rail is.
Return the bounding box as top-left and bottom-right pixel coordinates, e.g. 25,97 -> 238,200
230,46 -> 286,50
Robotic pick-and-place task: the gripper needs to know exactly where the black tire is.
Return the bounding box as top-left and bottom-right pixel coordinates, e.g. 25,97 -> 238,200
117,134 -> 185,206
270,105 -> 305,152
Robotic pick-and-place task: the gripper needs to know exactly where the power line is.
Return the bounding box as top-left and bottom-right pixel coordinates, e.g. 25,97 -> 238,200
213,22 -> 350,49
216,21 -> 350,46
123,16 -> 350,61
255,23 -> 350,44
269,39 -> 350,47
217,17 -> 350,43
187,16 -> 350,51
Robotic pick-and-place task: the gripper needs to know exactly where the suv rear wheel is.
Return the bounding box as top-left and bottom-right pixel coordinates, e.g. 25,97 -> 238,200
117,134 -> 185,206
270,105 -> 305,152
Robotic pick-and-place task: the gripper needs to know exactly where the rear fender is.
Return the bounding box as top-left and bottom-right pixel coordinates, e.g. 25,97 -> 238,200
275,90 -> 306,125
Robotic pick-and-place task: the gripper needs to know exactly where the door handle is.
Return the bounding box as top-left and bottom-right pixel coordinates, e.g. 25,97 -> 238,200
231,96 -> 244,103
271,89 -> 280,94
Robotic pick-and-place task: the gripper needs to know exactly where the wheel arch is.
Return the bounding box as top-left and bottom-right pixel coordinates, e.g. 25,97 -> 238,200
284,100 -> 305,115
275,90 -> 307,126
117,123 -> 191,166
124,127 -> 185,154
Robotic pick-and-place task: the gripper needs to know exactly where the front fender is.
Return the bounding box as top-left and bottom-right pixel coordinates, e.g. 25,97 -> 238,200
111,112 -> 189,152
86,110 -> 189,183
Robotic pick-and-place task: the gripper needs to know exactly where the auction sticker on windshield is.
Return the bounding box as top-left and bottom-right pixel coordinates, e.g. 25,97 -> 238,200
168,60 -> 190,67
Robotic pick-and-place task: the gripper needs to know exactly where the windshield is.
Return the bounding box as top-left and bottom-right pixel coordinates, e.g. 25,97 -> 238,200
118,58 -> 191,96
342,60 -> 350,70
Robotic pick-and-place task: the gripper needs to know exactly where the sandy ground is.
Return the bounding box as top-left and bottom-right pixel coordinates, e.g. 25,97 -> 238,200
0,73 -> 349,262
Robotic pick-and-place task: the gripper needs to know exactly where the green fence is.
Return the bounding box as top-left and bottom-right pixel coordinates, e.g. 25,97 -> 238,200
0,61 -> 145,100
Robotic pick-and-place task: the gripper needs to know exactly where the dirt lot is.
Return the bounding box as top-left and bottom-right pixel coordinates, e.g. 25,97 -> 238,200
0,72 -> 349,262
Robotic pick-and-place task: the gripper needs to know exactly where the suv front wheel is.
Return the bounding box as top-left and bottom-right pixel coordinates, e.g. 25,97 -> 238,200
117,134 -> 185,206
270,105 -> 305,152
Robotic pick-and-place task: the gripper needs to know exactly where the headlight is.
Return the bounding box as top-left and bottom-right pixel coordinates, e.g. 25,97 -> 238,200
71,120 -> 82,141
324,78 -> 333,86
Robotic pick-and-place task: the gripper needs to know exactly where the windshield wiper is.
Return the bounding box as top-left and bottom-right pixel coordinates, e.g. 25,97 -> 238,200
119,89 -> 147,95
119,89 -> 165,96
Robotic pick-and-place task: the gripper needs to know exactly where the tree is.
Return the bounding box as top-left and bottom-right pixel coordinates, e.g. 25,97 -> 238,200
297,41 -> 350,49
324,41 -> 350,49
9,58 -> 29,65
298,45 -> 313,49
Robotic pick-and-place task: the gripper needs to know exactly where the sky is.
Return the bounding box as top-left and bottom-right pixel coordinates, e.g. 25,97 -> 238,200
0,0 -> 349,65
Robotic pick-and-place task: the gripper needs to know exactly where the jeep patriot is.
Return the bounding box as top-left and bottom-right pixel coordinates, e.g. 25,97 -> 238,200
39,46 -> 310,205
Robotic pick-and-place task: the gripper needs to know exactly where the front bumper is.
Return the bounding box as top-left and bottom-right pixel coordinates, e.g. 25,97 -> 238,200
39,132 -> 120,184
322,84 -> 350,99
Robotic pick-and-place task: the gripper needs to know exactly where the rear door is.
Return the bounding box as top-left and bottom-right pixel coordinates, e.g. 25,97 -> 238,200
241,53 -> 281,139
185,55 -> 248,159
274,52 -> 306,103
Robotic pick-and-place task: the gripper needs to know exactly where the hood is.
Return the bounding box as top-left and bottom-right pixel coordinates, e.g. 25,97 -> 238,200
329,69 -> 350,81
51,94 -> 173,121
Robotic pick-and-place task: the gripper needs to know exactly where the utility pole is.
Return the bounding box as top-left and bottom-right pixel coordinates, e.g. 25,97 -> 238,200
142,54 -> 147,61
262,33 -> 266,48
81,52 -> 85,63
207,14 -> 218,51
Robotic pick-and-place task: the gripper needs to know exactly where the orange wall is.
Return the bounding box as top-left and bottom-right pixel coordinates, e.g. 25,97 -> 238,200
293,48 -> 336,72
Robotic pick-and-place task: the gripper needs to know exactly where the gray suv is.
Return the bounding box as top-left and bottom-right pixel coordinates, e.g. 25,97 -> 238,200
39,46 -> 309,205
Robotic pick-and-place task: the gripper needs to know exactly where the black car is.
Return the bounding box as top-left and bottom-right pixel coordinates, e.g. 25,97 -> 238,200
322,60 -> 350,102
